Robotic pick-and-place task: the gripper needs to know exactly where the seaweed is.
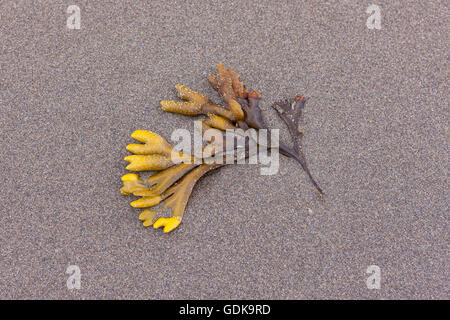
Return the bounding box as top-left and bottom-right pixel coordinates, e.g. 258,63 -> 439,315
121,63 -> 323,232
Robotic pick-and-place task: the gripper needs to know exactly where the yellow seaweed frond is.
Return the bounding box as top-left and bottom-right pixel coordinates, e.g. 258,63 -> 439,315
160,101 -> 202,116
146,163 -> 197,196
160,84 -> 210,116
130,195 -> 162,208
126,130 -> 173,155
120,173 -> 151,196
153,216 -> 181,233
124,154 -> 173,171
162,164 -> 222,221
199,121 -> 224,144
204,113 -> 236,131
226,99 -> 244,121
139,209 -> 158,227
206,73 -> 218,91
203,104 -> 236,121
175,84 -> 208,103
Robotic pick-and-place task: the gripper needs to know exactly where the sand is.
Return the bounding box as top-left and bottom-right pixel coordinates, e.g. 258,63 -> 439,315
0,1 -> 448,299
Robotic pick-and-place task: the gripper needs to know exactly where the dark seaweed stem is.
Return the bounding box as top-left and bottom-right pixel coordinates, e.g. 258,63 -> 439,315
291,153 -> 323,196
272,96 -> 323,196
239,90 -> 323,195
275,140 -> 323,196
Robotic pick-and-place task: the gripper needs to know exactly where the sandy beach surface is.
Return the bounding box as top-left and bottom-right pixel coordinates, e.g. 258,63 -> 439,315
0,1 -> 448,299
